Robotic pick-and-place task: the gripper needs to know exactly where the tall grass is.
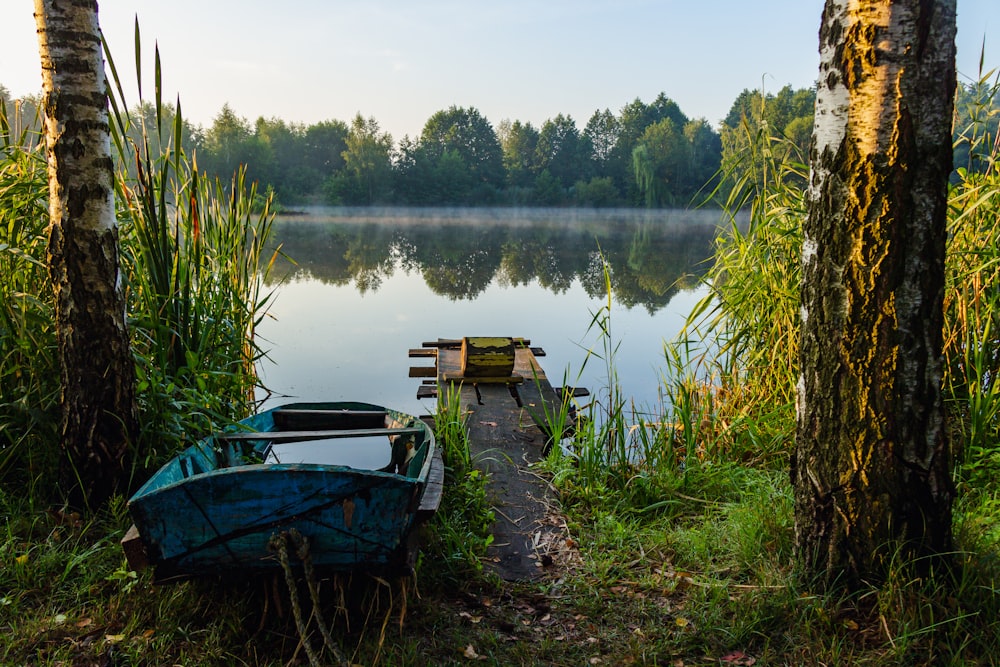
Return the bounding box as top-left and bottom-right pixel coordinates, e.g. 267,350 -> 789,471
0,100 -> 60,483
672,113 -> 807,465
420,385 -> 495,584
105,29 -> 278,474
943,69 -> 1000,490
0,28 -> 278,493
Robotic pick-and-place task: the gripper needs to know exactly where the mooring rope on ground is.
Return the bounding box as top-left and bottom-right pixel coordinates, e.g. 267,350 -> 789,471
268,530 -> 348,667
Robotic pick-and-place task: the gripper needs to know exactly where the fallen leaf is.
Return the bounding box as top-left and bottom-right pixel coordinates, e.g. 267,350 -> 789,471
720,650 -> 756,665
75,618 -> 93,628
463,644 -> 479,659
675,617 -> 690,628
105,634 -> 126,644
15,554 -> 28,566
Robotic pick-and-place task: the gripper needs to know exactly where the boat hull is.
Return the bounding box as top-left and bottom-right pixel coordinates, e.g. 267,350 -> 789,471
126,402 -> 434,578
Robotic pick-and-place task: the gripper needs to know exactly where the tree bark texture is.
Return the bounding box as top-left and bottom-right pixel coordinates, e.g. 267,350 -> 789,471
35,0 -> 137,508
794,0 -> 955,587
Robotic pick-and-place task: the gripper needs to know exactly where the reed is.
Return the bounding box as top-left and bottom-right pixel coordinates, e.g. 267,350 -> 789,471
104,28 -> 278,474
943,68 -> 1000,490
0,100 -> 60,482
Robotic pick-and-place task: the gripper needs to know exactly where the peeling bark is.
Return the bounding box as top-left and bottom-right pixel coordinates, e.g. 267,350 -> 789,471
36,0 -> 137,509
794,0 -> 955,587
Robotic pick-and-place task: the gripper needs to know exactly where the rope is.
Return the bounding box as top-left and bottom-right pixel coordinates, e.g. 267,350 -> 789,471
289,528 -> 346,665
268,531 -> 348,667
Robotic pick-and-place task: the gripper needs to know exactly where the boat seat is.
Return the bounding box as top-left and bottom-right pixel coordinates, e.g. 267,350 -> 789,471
272,408 -> 386,431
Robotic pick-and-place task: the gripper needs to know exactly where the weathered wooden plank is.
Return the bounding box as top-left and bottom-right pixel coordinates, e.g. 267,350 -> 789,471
217,427 -> 424,442
416,385 -> 438,399
409,366 -> 437,378
421,338 -> 462,348
408,348 -> 438,358
417,449 -> 445,519
422,337 -> 531,349
440,374 -> 523,384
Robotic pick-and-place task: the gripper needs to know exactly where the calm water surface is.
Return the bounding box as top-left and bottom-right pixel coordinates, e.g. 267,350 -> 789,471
254,207 -> 724,420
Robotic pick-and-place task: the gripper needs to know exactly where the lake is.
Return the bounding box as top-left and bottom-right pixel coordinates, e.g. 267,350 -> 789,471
254,207 -> 725,421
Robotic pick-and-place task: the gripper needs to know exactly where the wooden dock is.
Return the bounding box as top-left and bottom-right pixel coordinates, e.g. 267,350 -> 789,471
410,337 -> 586,581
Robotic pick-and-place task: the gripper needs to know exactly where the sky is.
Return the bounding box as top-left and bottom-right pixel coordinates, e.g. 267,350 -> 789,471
3,1 -> 996,139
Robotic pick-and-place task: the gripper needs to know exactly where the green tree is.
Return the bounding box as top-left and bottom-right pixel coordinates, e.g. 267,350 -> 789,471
632,118 -> 691,207
610,94 -> 691,204
336,114 -> 393,205
254,116 -> 308,199
498,119 -> 540,190
418,106 -> 504,192
536,114 -> 591,191
683,119 -> 722,198
303,120 -> 349,177
584,108 -> 620,173
720,86 -> 815,198
200,104 -> 268,185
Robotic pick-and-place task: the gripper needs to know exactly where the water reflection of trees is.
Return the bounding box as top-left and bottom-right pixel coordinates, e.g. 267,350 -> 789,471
267,210 -> 720,312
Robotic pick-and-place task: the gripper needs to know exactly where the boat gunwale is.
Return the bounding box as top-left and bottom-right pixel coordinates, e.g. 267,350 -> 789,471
129,402 -> 436,503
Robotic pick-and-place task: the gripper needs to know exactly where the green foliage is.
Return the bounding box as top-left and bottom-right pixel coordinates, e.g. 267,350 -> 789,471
944,68 -> 1000,492
420,386 -> 495,585
4,33 -> 998,667
536,113 -> 592,191
719,85 -> 814,198
0,102 -> 59,483
104,37 -> 277,475
334,114 -> 394,205
413,105 -> 505,198
498,118 -> 541,189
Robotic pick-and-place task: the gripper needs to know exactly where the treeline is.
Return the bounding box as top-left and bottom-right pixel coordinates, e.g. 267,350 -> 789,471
3,81 -> 994,207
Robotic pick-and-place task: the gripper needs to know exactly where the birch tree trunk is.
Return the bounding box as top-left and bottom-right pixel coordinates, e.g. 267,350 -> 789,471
794,0 -> 956,587
35,0 -> 137,509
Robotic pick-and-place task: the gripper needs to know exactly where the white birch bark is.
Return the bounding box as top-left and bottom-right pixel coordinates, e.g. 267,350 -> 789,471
36,0 -> 136,509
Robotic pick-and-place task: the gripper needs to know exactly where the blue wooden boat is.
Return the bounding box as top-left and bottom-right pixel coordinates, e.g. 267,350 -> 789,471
124,401 -> 440,579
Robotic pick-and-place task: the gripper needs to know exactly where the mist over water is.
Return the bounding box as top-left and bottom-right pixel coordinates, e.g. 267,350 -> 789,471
255,207 -> 724,420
